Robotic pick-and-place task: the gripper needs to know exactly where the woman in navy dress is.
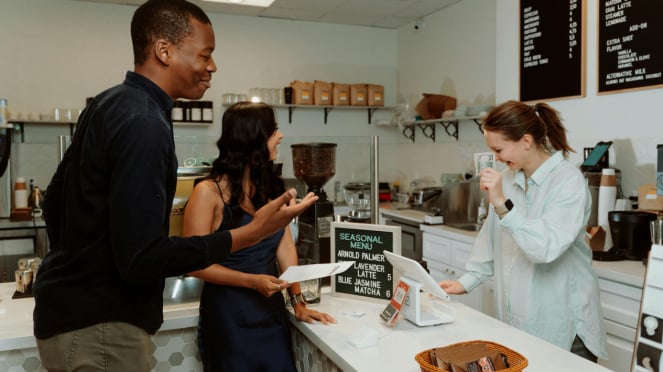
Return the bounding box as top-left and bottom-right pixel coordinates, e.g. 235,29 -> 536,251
182,102 -> 336,371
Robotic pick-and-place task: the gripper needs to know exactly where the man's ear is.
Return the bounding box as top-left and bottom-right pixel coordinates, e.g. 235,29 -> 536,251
155,39 -> 171,66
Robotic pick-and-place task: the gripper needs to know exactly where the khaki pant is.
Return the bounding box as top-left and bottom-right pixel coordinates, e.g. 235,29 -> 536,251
37,322 -> 151,372
571,335 -> 598,363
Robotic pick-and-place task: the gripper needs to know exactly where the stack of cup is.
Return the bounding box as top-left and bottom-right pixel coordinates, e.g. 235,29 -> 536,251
598,168 -> 617,251
651,219 -> 663,246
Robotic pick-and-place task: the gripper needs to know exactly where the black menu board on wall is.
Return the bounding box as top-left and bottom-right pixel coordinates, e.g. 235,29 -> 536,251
598,0 -> 663,94
330,222 -> 400,302
519,0 -> 585,102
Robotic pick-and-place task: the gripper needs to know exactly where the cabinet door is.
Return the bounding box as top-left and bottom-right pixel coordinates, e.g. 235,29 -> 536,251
599,327 -> 636,372
598,278 -> 643,328
422,233 -> 452,264
450,240 -> 472,269
597,277 -> 642,371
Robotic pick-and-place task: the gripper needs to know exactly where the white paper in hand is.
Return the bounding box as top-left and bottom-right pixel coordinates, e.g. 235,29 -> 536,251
279,261 -> 354,283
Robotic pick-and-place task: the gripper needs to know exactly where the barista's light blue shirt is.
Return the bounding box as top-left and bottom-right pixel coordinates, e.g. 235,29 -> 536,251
457,151 -> 608,359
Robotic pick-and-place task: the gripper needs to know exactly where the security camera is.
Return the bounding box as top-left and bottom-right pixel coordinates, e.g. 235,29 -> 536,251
413,19 -> 425,31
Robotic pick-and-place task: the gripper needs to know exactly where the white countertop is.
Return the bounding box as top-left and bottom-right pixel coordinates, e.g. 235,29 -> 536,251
591,259 -> 646,287
0,282 -> 199,352
0,268 -> 642,371
380,208 -> 428,224
0,218 -> 46,229
289,292 -> 612,372
420,223 -> 480,242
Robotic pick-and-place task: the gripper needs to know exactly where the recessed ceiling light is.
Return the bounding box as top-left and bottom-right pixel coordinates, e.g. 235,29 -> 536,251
202,0 -> 275,7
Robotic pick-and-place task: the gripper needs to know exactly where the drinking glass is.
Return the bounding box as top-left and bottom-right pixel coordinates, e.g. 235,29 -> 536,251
297,258 -> 321,305
651,219 -> 663,245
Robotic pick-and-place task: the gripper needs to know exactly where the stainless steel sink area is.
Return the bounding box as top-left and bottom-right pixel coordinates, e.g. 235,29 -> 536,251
446,222 -> 483,232
163,275 -> 203,305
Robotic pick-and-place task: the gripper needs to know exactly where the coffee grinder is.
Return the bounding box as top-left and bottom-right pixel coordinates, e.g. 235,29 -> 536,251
291,143 -> 337,264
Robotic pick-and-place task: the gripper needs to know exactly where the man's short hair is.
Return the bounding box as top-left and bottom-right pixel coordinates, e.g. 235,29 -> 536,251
131,0 -> 211,65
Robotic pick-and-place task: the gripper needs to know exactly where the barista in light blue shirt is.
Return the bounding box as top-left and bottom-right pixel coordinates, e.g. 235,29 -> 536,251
439,100 -> 608,362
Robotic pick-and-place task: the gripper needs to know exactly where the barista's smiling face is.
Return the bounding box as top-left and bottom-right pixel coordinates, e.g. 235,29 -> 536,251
484,129 -> 531,171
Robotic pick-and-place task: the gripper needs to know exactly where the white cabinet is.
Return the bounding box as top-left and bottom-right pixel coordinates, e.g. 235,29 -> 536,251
597,277 -> 643,372
422,230 -> 484,313
593,261 -> 645,372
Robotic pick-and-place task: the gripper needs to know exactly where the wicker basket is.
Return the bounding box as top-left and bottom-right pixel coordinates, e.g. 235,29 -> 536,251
415,340 -> 528,372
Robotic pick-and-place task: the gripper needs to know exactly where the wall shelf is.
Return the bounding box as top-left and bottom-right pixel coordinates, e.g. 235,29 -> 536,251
222,103 -> 393,124
172,121 -> 212,127
400,116 -> 484,142
8,120 -> 76,143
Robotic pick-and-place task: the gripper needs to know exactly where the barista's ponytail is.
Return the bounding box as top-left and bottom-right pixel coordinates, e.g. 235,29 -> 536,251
483,100 -> 575,158
533,103 -> 574,157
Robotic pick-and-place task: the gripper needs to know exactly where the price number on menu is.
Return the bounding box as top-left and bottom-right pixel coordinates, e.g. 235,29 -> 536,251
568,0 -> 579,58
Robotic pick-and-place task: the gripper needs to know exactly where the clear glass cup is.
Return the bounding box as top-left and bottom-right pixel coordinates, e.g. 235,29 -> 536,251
651,219 -> 663,245
296,258 -> 321,305
271,88 -> 281,105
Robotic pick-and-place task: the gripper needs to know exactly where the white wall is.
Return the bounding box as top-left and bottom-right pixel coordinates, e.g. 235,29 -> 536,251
11,0 -> 622,199
390,0 -> 496,189
496,0 -> 663,197
0,0 -> 402,191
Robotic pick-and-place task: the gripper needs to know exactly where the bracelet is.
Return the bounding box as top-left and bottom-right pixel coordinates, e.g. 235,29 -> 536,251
290,292 -> 306,306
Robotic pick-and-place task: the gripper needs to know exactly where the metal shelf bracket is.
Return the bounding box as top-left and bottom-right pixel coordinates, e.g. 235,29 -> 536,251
472,119 -> 484,134
440,121 -> 458,140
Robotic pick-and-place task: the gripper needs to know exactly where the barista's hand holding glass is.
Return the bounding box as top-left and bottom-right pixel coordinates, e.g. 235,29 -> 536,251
438,100 -> 607,363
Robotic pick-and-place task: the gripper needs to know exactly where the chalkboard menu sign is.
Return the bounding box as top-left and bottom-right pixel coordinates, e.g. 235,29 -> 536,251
519,0 -> 585,101
598,1 -> 663,94
330,222 -> 401,302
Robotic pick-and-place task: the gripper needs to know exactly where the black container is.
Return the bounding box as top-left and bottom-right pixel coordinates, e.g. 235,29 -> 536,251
284,87 -> 293,104
657,144 -> 663,196
608,211 -> 657,260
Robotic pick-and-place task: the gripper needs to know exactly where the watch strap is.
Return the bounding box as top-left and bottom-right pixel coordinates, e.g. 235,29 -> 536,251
290,292 -> 306,306
496,199 -> 513,219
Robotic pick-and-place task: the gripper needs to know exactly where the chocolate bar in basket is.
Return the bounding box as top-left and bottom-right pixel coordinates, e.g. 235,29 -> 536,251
428,343 -> 508,372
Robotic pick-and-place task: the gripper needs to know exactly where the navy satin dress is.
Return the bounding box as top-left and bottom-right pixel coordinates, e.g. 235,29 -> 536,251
198,206 -> 296,371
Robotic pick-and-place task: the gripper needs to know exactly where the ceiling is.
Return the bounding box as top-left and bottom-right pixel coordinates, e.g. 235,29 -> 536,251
72,0 -> 462,29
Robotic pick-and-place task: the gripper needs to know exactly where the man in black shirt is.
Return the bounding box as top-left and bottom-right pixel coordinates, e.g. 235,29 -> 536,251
32,1 -> 317,370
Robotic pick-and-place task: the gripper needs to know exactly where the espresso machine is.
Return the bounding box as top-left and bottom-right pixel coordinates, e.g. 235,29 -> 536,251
291,143 -> 337,264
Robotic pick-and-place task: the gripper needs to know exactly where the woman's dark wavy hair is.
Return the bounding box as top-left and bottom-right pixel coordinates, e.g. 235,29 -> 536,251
209,102 -> 285,228
131,0 -> 211,65
482,100 -> 574,157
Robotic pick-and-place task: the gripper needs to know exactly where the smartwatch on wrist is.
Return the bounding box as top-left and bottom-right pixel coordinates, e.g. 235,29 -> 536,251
496,199 -> 513,219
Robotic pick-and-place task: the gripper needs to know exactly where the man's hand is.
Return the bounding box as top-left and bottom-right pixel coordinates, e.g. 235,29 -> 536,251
230,189 -> 318,250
